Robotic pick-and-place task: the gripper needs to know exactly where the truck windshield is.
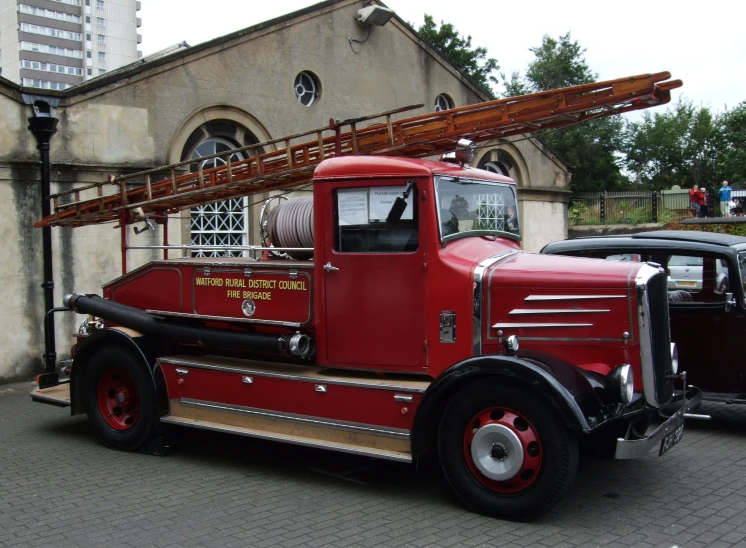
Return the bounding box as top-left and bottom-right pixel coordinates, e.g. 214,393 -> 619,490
435,176 -> 520,242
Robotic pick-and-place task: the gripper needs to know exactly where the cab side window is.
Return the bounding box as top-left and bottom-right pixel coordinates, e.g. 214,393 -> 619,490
333,184 -> 418,253
587,251 -> 644,262
666,254 -> 729,303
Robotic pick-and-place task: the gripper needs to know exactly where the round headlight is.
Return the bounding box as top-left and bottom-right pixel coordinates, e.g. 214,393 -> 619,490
670,343 -> 679,374
605,363 -> 634,405
504,335 -> 519,352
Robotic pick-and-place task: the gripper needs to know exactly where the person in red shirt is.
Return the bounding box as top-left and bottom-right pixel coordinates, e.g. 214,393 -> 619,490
690,184 -> 700,217
698,187 -> 708,217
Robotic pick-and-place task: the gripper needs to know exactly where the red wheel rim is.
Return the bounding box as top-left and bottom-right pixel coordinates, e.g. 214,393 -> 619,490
463,407 -> 542,494
96,366 -> 140,431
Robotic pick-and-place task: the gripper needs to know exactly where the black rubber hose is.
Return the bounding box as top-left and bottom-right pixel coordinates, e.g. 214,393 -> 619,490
67,294 -> 286,354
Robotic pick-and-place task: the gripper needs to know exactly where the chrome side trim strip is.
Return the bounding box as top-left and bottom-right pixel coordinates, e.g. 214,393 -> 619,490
178,398 -> 410,439
160,417 -> 412,463
524,295 -> 626,301
508,308 -> 610,315
518,336 -> 625,342
473,251 -> 519,355
492,322 -> 593,328
146,309 -> 304,328
158,358 -> 428,393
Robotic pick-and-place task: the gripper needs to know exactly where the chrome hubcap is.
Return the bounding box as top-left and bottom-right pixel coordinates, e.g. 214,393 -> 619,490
470,423 -> 524,481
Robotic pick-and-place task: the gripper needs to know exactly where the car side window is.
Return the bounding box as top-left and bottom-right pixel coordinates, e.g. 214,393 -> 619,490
333,184 -> 418,253
665,254 -> 729,304
586,251 -> 644,262
604,253 -> 642,262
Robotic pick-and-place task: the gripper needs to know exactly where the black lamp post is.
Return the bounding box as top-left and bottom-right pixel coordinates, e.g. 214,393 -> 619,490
27,100 -> 59,374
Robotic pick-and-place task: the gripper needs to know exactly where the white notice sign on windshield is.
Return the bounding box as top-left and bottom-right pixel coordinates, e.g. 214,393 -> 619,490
338,189 -> 368,226
370,186 -> 413,221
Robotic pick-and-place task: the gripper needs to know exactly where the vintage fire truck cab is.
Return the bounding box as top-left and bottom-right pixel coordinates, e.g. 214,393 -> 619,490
33,155 -> 700,520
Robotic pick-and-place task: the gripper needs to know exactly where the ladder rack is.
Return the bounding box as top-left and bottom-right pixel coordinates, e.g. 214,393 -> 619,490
36,72 -> 682,228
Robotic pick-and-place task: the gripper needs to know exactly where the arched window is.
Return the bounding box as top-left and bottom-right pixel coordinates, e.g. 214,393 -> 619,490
189,137 -> 249,257
480,160 -> 509,176
434,94 -> 454,112
478,149 -> 519,183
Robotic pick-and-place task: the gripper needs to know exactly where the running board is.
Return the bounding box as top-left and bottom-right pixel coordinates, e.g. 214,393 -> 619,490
162,399 -> 413,463
30,383 -> 71,407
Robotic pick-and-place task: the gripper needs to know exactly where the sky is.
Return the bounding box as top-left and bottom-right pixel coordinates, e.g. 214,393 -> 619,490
139,0 -> 746,117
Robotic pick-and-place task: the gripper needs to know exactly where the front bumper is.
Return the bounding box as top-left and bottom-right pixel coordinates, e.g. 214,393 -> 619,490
614,386 -> 702,459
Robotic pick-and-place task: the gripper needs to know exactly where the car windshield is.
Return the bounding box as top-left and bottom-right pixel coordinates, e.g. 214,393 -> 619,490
739,252 -> 746,305
435,176 -> 520,242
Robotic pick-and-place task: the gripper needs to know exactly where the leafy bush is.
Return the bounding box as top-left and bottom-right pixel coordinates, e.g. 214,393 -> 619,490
663,221 -> 746,237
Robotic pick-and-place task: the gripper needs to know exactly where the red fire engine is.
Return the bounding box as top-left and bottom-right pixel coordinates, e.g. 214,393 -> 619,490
31,73 -> 700,520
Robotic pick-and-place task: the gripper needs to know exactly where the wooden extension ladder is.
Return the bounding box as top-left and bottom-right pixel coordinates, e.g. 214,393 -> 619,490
36,72 -> 681,228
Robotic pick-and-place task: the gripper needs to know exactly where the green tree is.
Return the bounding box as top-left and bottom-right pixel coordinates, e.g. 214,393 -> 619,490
717,101 -> 746,186
525,33 -> 595,91
507,33 -> 627,192
500,70 -> 531,98
417,15 -> 499,96
623,99 -> 721,190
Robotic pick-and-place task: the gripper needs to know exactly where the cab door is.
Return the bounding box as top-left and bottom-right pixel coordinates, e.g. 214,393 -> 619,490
321,179 -> 427,372
664,253 -> 745,394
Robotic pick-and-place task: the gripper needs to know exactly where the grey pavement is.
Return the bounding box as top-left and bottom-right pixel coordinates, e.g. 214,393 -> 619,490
2,380 -> 746,547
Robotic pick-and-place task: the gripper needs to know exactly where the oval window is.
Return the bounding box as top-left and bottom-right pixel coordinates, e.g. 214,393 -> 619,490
294,71 -> 320,106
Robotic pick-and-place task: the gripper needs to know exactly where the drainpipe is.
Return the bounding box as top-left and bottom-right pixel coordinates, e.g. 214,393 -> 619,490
26,98 -> 59,374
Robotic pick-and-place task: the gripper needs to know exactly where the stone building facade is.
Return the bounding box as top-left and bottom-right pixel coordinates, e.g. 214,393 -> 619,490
0,0 -> 570,382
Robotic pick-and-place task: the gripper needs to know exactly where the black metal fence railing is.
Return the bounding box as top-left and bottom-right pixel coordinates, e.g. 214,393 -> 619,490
569,188 -> 730,226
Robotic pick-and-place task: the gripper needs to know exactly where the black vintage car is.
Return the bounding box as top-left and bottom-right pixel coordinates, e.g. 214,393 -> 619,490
542,230 -> 746,404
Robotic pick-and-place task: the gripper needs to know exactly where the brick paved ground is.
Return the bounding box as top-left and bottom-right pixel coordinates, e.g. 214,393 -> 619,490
2,381 -> 746,547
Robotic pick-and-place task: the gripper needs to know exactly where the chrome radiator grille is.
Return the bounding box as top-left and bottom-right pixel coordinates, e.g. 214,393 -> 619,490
645,270 -> 674,404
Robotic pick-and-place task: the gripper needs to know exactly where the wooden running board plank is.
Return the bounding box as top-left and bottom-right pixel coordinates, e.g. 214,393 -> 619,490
164,399 -> 412,462
30,384 -> 71,407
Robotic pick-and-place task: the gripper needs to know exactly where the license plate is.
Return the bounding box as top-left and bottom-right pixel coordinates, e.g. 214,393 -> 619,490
659,424 -> 684,456
677,281 -> 697,287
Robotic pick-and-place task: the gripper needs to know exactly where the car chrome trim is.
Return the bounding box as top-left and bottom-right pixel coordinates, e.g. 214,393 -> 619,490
524,295 -> 626,301
492,322 -> 593,328
635,264 -> 664,407
473,251 -> 519,356
517,336 -> 626,342
615,388 -> 701,459
177,398 -> 411,439
158,358 -> 428,393
146,310 -> 306,328
508,308 -> 609,315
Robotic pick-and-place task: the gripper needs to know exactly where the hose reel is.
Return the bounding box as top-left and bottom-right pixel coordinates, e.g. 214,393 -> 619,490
260,196 -> 314,260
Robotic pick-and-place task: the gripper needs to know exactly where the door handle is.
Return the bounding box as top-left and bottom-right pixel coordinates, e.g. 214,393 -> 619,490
323,262 -> 340,272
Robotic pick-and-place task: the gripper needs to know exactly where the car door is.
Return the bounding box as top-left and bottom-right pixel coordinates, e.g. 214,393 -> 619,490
665,253 -> 744,394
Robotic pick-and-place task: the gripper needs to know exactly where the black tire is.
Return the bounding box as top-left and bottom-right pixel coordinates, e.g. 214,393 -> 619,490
438,382 -> 578,520
84,345 -> 158,451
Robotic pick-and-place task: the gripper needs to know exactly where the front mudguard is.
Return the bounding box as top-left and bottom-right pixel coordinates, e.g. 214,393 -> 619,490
411,351 -> 609,458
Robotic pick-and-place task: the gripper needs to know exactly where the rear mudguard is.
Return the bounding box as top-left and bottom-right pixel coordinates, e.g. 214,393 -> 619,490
70,328 -> 168,416
411,351 -> 609,457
